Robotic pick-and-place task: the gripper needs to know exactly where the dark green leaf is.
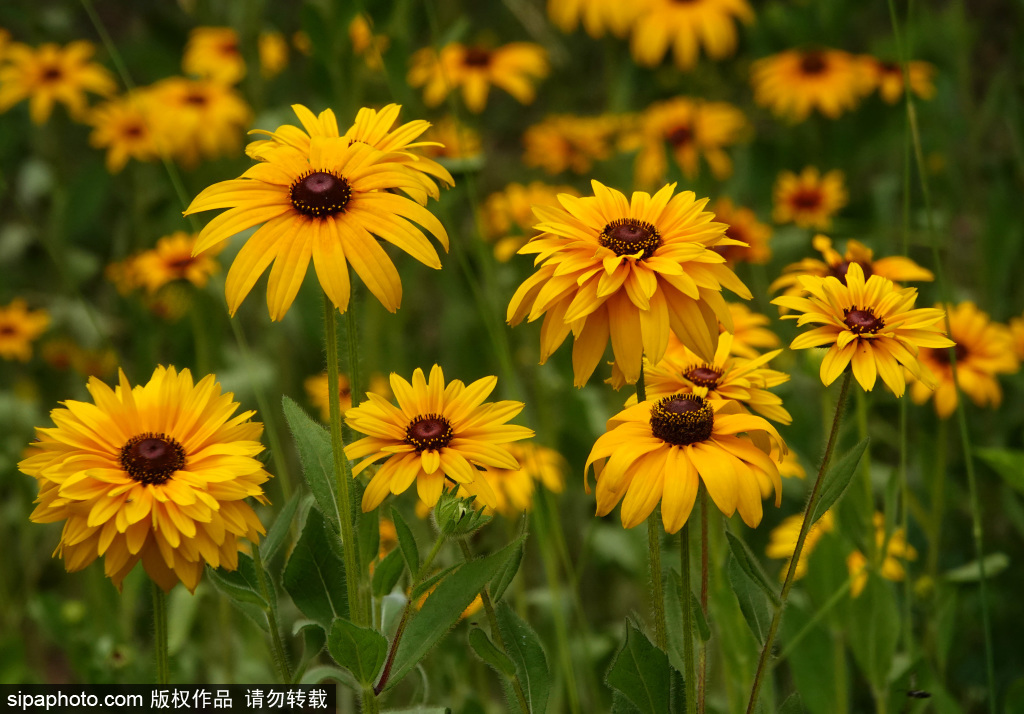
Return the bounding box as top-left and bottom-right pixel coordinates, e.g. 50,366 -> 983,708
779,692 -> 804,714
976,448 -> 1024,496
489,540 -> 524,602
328,618 -> 388,685
206,553 -> 267,609
359,506 -> 381,575
391,506 -> 420,575
372,548 -> 406,597
610,692 -> 643,714
812,437 -> 870,525
383,534 -> 526,691
262,491 -> 302,563
282,395 -> 342,534
411,563 -> 460,600
726,530 -> 781,606
848,574 -> 899,690
283,509 -> 348,631
943,553 -> 1009,582
495,602 -> 551,714
300,664 -> 358,689
605,622 -> 680,714
690,592 -> 710,642
727,556 -> 772,644
468,627 -> 516,677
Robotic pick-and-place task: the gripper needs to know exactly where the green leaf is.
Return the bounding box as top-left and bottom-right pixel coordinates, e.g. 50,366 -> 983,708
468,627 -> 517,677
391,506 -> 420,575
372,548 -> 406,597
727,556 -> 772,644
282,395 -> 342,534
283,508 -> 348,631
847,574 -> 899,691
300,664 -> 358,689
943,553 -> 1010,582
812,437 -> 870,524
664,570 -> 707,678
262,491 -> 302,563
383,534 -> 525,691
411,563 -> 460,600
489,539 -> 524,602
359,506 -> 381,574
779,692 -> 804,714
206,553 -> 267,609
610,692 -> 643,714
327,618 -> 389,685
495,601 -> 551,714
976,448 -> 1024,496
606,622 -> 682,714
726,530 -> 781,606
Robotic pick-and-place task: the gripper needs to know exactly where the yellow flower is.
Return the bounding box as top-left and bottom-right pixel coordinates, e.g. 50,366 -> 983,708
185,121 -> 449,320
772,167 -> 848,230
725,303 -> 781,359
408,42 -> 549,113
766,510 -> 834,581
910,302 -> 1020,418
773,263 -> 954,395
508,181 -> 750,386
711,198 -> 772,265
19,366 -> 271,593
145,77 -> 251,168
106,255 -> 141,295
344,366 -> 534,511
1009,313 -> 1024,362
624,98 -> 747,186
771,235 -> 933,299
183,27 -> 247,84
548,0 -> 639,38
629,0 -> 753,70
349,15 -> 389,70
751,49 -> 865,122
523,114 -> 619,175
132,232 -> 222,294
0,41 -> 115,123
0,299 -> 50,361
587,394 -> 785,532
258,32 -> 289,78
482,181 -> 579,262
420,117 -> 482,162
304,371 -> 392,423
87,92 -> 161,173
41,338 -> 115,378
847,513 -> 917,597
459,443 -> 568,519
858,56 -> 936,104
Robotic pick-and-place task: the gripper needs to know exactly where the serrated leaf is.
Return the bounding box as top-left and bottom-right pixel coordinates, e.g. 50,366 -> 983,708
605,622 -> 681,714
943,553 -> 1010,582
411,563 -> 460,600
495,602 -> 551,714
391,506 -> 420,575
262,491 -> 302,563
489,540 -> 524,602
282,396 -> 342,534
383,534 -> 525,691
283,508 -> 348,632
812,437 -> 870,525
847,574 -> 899,691
469,627 -> 517,677
727,556 -> 772,644
359,506 -> 381,574
726,530 -> 780,606
328,618 -> 389,685
976,448 -> 1024,496
372,548 -> 406,597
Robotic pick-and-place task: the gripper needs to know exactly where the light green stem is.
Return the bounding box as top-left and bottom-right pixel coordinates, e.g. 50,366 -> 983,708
680,526 -> 697,714
773,578 -> 853,666
152,585 -> 169,685
252,544 -> 293,683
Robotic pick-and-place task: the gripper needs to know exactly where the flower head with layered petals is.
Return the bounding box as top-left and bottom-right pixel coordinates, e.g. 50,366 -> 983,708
772,167 -> 847,230
0,41 -> 115,124
0,299 -> 50,361
523,114 -> 619,175
752,48 -> 866,122
146,77 -> 251,167
133,232 -> 222,294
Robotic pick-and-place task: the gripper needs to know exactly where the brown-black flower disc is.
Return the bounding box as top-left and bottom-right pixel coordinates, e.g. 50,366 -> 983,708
290,170 -> 352,217
405,414 -> 454,452
599,218 -> 661,260
120,432 -> 186,485
650,393 -> 714,446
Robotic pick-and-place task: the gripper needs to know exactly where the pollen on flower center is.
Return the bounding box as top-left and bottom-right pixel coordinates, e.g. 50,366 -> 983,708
405,414 -> 454,452
843,308 -> 885,334
800,52 -> 827,75
119,432 -> 186,485
685,364 -> 722,388
828,260 -> 873,284
650,394 -> 714,446
600,219 -> 662,260
463,47 -> 492,68
290,170 -> 353,218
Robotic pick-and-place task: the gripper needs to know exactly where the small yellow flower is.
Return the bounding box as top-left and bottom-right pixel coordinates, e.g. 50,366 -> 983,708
752,48 -> 866,122
629,0 -> 754,70
0,41 -> 116,123
145,77 -> 251,168
0,299 -> 50,361
183,27 -> 247,84
304,371 -> 392,423
420,117 -> 482,162
523,114 -> 619,175
258,32 -> 289,78
349,15 -> 389,70
766,510 -> 835,581
548,0 -> 639,38
87,92 -> 161,173
481,181 -> 579,262
772,167 -> 848,230
711,198 -> 772,265
858,56 -> 936,104
132,232 -> 222,294
847,513 -> 917,597
458,443 -> 568,519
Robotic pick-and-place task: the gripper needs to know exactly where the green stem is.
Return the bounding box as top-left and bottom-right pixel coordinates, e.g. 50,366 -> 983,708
152,585 -> 169,685
855,390 -> 875,562
680,525 -> 697,714
773,578 -> 853,666
252,544 -> 293,683
927,420 -> 948,586
745,371 -> 853,714
637,366 -> 668,651
698,490 -> 709,714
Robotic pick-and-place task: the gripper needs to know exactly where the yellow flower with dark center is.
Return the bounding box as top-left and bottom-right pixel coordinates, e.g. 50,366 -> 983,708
304,371 -> 392,422
858,56 -> 936,104
19,366 -> 271,593
523,114 -> 619,175
0,299 -> 50,361
133,232 -> 222,294
751,48 -> 865,122
344,366 -> 534,511
508,181 -> 750,386
725,303 -> 781,359
629,0 -> 754,70
482,181 -> 579,262
587,394 -> 785,532
247,103 -> 454,205
766,510 -> 834,581
408,42 -> 549,113
185,132 -> 449,320
773,263 -> 954,394
146,77 -> 251,168
910,301 -> 1020,418
624,98 -> 747,186
87,92 -> 161,173
548,0 -> 639,38
711,198 -> 772,265
349,15 -> 389,70
771,235 -> 933,300
0,41 -> 115,124
772,167 -> 848,230
183,27 -> 246,84
458,443 -> 568,519
847,512 -> 917,597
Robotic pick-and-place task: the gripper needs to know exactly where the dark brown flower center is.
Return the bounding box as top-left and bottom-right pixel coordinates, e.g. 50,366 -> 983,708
405,414 -> 454,452
221,41 -> 240,56
827,260 -> 873,284
168,256 -> 195,272
119,433 -> 186,485
800,51 -> 827,75
879,61 -> 900,74
41,65 -> 63,82
184,92 -> 208,106
650,394 -> 714,446
666,124 -> 694,147
600,219 -> 661,260
790,189 -> 823,210
843,308 -> 885,335
0,325 -> 16,336
290,170 -> 352,218
463,47 -> 492,68
713,225 -> 746,262
685,364 -> 722,389
123,123 -> 144,138
930,342 -> 967,364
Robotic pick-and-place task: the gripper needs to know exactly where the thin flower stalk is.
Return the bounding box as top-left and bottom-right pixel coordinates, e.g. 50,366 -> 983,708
152,585 -> 169,684
680,524 -> 696,714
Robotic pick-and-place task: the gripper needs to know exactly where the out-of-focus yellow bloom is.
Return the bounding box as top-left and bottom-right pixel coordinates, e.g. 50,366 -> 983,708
548,0 -> 639,38
258,32 -> 289,78
752,49 -> 866,122
629,0 -> 753,70
766,510 -> 834,581
0,299 -> 50,361
772,167 -> 848,230
481,182 -> 578,262
523,114 -> 619,175
0,41 -> 115,124
183,27 -> 246,84
857,56 -> 936,104
711,198 -> 772,265
420,117 -> 482,162
724,303 -> 781,359
87,92 -> 161,173
146,77 -> 251,168
41,338 -> 116,378
292,31 -> 312,56
1009,313 -> 1024,362
847,513 -> 917,597
133,232 -> 222,294
304,371 -> 392,423
459,443 -> 568,519
349,15 -> 389,70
